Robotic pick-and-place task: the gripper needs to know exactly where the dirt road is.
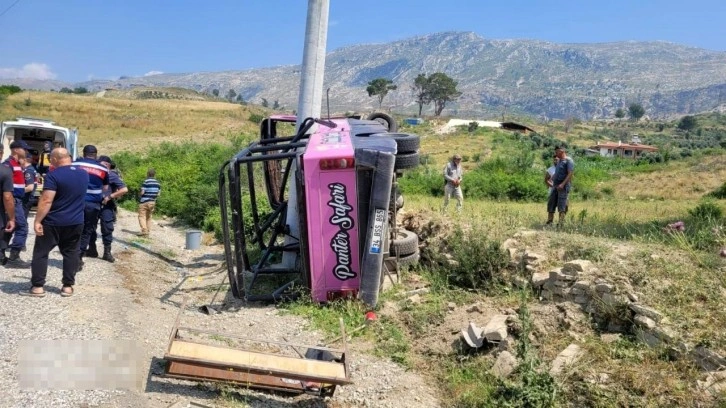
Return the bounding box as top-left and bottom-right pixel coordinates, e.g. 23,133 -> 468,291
0,209 -> 439,408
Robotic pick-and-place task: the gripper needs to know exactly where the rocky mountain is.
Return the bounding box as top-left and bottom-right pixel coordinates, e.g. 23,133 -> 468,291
9,32 -> 726,119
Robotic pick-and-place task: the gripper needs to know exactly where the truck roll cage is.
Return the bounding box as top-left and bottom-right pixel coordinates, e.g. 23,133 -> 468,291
219,118 -> 316,301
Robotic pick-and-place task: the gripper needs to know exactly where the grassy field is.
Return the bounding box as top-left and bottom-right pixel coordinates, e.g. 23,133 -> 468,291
4,90 -> 726,406
1,89 -> 264,154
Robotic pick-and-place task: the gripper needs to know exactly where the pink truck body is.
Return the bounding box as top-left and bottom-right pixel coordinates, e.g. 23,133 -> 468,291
302,120 -> 361,302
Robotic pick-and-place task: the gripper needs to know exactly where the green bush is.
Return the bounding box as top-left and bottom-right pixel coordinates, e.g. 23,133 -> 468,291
708,182 -> 726,199
434,226 -> 509,290
0,84 -> 22,95
114,138 -> 251,235
688,201 -> 723,221
248,113 -> 264,124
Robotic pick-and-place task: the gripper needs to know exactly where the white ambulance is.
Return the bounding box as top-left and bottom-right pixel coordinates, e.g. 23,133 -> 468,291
0,117 -> 79,200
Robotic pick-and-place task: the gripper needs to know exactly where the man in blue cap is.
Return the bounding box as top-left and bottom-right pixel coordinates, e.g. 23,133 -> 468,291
72,145 -> 109,271
2,140 -> 33,268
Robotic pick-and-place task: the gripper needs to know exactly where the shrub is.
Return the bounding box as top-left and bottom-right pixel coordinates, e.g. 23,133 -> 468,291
708,182 -> 726,199
688,201 -> 723,221
435,226 -> 509,290
0,84 -> 22,95
248,113 -> 264,124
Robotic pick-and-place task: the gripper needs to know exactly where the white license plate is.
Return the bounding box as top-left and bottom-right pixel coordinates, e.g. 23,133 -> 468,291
369,209 -> 386,254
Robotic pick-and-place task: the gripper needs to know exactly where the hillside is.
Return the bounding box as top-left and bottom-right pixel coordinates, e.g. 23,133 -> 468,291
7,32 -> 726,120
0,90 -> 264,154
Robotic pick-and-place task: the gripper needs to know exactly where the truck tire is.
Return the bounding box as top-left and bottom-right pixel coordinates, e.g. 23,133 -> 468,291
370,132 -> 420,154
391,228 -> 418,257
368,112 -> 398,132
397,250 -> 420,267
394,152 -> 419,170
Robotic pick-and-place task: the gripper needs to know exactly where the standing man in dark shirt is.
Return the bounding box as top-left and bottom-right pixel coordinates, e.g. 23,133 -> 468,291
87,155 -> 128,263
3,140 -> 32,268
0,144 -> 16,265
546,146 -> 575,227
20,148 -> 88,297
73,145 -> 109,270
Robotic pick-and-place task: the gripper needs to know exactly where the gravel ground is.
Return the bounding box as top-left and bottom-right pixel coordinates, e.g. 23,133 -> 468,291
0,209 -> 440,408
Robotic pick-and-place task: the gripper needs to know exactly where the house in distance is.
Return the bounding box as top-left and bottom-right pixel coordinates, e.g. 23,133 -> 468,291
590,136 -> 658,159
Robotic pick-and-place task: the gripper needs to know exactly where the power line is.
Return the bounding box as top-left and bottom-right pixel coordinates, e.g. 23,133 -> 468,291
0,0 -> 21,18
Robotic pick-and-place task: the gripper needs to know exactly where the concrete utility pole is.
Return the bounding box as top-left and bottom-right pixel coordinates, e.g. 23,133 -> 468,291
295,0 -> 329,131
282,0 -> 330,268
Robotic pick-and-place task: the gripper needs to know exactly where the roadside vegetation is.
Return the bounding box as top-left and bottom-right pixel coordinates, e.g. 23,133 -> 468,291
3,89 -> 726,406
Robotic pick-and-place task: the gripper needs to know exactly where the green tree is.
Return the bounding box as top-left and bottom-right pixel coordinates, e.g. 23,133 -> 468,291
427,72 -> 462,116
628,103 -> 645,121
615,108 -> 625,120
366,78 -> 397,109
0,85 -> 22,95
226,89 -> 237,101
73,87 -> 88,94
60,87 -> 73,93
273,100 -> 280,110
212,89 -> 219,97
678,115 -> 697,131
261,98 -> 269,108
413,74 -> 431,117
235,94 -> 244,103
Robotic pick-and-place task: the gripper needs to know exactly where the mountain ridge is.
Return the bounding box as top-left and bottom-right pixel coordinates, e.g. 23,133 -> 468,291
4,31 -> 725,119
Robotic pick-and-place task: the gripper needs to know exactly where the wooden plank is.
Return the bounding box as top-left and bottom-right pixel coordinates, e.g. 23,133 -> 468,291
168,341 -> 346,381
166,361 -> 307,393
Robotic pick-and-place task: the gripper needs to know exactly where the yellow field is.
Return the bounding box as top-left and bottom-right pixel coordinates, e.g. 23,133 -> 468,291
1,90 -> 264,154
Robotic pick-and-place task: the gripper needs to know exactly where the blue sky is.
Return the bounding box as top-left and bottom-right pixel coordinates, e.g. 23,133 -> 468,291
1,0 -> 724,82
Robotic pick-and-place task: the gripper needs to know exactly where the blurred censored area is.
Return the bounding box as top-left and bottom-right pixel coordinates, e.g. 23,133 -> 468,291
18,340 -> 143,390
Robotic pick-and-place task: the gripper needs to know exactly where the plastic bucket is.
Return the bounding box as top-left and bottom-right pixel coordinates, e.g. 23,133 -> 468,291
185,230 -> 202,250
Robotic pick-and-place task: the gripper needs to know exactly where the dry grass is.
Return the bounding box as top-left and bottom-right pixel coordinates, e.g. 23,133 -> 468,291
1,90 -> 266,155
610,155 -> 726,201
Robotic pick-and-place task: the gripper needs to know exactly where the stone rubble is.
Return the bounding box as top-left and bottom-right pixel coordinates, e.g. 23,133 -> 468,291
504,239 -> 726,375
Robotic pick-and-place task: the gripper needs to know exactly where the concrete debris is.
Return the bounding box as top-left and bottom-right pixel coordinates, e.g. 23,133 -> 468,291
550,343 -> 583,376
447,302 -> 456,311
491,351 -> 518,379
460,322 -> 485,349
483,315 -> 509,342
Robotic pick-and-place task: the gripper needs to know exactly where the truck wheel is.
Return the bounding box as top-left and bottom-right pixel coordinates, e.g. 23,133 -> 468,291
391,228 -> 418,257
368,112 -> 398,132
370,132 -> 420,154
394,152 -> 419,170
397,250 -> 420,267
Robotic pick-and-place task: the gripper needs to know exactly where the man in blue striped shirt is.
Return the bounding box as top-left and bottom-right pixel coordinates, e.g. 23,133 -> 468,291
138,168 -> 160,237
72,145 -> 109,271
